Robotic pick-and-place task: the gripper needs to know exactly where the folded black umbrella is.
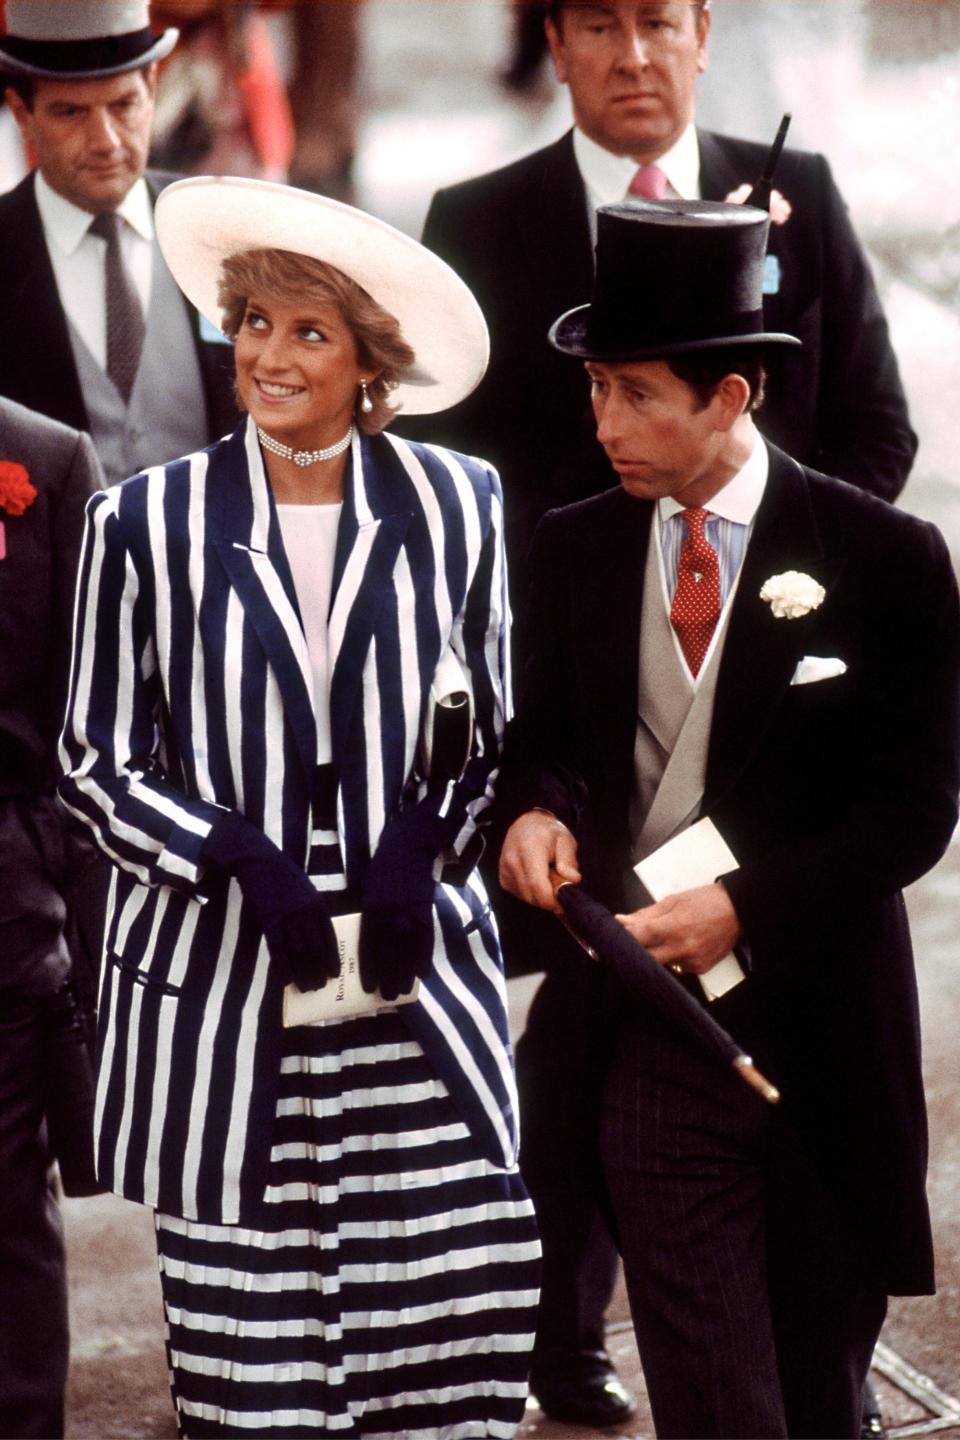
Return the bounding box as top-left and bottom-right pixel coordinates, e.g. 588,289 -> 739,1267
555,882 -> 779,1105
745,112 -> 792,211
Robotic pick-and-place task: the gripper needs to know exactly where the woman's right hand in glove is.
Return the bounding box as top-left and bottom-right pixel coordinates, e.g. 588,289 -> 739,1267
203,810 -> 340,993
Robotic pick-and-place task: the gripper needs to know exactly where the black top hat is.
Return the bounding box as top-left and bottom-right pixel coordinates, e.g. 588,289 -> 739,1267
0,1 -> 178,82
549,199 -> 801,361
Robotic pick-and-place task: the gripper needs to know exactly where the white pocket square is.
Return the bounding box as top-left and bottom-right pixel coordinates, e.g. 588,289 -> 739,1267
790,655 -> 848,686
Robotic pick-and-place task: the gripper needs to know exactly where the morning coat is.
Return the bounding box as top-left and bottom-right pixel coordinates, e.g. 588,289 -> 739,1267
0,169 -> 238,445
497,444 -> 960,1296
59,420 -> 519,1225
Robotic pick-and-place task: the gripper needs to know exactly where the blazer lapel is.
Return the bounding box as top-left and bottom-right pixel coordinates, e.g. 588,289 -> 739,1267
327,432 -> 413,766
517,131 -> 596,323
210,420 -> 318,783
706,447 -> 842,807
697,128 -> 745,202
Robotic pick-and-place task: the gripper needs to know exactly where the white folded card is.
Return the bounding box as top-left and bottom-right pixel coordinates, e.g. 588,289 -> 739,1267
283,912 -> 420,1026
790,655 -> 847,686
634,818 -> 745,1002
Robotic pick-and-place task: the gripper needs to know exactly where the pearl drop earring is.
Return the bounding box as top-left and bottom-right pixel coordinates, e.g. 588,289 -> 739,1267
359,378 -> 373,414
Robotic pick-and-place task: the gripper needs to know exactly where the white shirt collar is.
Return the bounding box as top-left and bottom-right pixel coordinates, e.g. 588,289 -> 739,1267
660,431 -> 769,526
573,121 -> 701,207
34,170 -> 154,254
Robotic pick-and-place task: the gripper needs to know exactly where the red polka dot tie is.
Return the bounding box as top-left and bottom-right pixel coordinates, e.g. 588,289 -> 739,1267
670,507 -> 721,677
628,164 -> 668,199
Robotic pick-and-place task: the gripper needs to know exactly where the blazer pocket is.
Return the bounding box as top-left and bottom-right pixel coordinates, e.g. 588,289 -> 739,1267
109,953 -> 182,998
462,904 -> 493,939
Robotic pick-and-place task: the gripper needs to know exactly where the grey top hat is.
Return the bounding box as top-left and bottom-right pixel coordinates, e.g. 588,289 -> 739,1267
0,1 -> 178,80
550,199 -> 801,362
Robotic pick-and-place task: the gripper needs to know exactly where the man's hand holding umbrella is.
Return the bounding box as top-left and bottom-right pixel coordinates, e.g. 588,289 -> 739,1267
500,810 -> 739,973
499,811 -> 779,1104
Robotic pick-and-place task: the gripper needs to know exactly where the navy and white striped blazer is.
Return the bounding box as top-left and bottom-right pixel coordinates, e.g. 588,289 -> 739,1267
60,419 -> 518,1225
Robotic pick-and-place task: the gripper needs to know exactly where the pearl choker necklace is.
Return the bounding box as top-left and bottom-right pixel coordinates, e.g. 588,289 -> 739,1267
257,423 -> 354,467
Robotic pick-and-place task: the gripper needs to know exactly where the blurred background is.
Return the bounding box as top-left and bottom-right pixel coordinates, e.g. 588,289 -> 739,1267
2,2 -> 956,507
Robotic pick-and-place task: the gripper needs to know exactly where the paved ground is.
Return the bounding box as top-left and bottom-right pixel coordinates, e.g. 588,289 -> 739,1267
57,3 -> 960,1436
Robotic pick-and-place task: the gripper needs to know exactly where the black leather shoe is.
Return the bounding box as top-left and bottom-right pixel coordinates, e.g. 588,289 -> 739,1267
860,1417 -> 887,1440
531,1352 -> 637,1429
861,1373 -> 887,1439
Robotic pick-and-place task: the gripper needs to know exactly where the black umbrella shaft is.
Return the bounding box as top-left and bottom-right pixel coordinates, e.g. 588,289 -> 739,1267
555,883 -> 779,1105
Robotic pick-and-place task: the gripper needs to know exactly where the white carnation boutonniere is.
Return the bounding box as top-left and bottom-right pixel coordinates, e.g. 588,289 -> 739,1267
725,182 -> 793,226
760,570 -> 825,619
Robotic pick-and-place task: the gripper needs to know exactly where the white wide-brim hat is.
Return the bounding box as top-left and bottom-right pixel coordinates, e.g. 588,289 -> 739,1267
0,1 -> 178,80
155,175 -> 490,417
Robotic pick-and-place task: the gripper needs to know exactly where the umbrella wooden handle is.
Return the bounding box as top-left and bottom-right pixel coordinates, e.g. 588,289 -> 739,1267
551,877 -> 600,959
733,1055 -> 781,1105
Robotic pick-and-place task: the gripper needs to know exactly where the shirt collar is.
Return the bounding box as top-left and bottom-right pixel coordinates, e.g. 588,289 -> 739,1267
573,121 -> 701,207
660,431 -> 769,527
34,170 -> 154,255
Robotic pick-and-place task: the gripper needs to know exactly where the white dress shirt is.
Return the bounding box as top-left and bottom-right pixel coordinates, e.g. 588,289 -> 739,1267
657,434 -> 769,680
34,171 -> 154,371
573,122 -> 702,239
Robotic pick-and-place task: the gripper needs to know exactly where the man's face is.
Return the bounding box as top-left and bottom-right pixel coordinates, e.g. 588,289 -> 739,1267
546,2 -> 709,160
6,67 -> 156,213
586,358 -> 726,503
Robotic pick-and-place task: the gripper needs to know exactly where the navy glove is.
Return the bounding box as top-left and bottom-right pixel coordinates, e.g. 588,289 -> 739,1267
359,799 -> 454,1001
203,810 -> 340,994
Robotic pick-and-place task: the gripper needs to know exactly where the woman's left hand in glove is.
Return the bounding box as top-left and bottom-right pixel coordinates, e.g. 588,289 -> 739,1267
359,799 -> 451,1000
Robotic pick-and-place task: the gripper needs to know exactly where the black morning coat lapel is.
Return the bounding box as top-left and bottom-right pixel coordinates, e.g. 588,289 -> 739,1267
602,491 -> 654,762
572,489 -> 653,810
697,129 -> 744,202
7,175 -> 88,432
518,132 -> 596,324
705,446 -> 843,808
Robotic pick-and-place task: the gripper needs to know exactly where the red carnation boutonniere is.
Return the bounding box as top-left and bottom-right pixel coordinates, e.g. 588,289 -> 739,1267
0,461 -> 39,561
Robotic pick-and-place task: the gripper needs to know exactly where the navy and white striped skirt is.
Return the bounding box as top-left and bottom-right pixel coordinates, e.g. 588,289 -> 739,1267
155,1008 -> 541,1438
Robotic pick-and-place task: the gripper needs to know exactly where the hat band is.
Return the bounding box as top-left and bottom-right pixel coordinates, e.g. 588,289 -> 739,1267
0,27 -> 157,74
586,306 -> 767,352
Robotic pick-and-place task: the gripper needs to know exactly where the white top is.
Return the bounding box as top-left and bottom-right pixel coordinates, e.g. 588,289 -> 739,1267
34,171 -> 154,369
573,121 -> 702,231
276,502 -> 342,763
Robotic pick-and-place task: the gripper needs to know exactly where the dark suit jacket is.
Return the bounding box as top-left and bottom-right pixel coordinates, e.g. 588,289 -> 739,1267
412,129 -> 917,583
497,445 -> 960,1296
0,169 -> 237,446
0,397 -> 103,996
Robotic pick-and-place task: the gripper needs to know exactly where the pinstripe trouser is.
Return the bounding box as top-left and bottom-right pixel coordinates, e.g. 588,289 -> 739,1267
600,1018 -> 886,1440
155,1009 -> 541,1439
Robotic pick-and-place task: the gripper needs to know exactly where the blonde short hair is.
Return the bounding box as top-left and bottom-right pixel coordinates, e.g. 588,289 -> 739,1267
217,248 -> 416,435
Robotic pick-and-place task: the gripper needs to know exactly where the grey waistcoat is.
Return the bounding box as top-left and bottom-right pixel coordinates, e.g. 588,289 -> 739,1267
630,519 -> 736,865
67,242 -> 210,486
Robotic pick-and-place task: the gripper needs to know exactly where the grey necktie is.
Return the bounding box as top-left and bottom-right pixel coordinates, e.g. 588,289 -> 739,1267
88,211 -> 145,404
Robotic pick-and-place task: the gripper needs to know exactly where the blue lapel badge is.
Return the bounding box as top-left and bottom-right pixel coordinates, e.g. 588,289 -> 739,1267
763,254 -> 782,296
198,312 -> 232,346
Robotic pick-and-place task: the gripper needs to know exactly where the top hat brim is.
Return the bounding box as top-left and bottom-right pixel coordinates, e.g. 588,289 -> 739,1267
550,303 -> 801,361
155,176 -> 490,417
0,27 -> 178,80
